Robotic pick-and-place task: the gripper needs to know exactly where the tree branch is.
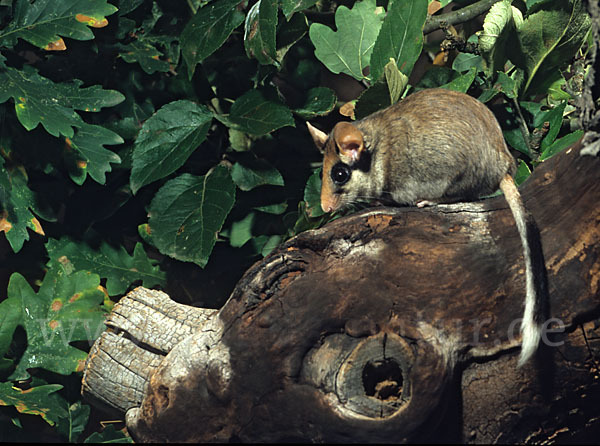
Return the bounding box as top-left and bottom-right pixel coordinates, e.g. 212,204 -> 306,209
423,0 -> 501,35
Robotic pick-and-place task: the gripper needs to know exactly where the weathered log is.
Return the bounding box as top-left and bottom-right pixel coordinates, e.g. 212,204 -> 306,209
81,287 -> 217,414
82,140 -> 600,443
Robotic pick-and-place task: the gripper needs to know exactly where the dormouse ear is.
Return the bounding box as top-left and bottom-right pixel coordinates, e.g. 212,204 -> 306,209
333,121 -> 364,163
306,122 -> 328,153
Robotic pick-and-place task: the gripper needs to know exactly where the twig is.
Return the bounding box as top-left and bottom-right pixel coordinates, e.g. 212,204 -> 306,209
304,0 -> 502,36
423,0 -> 502,35
187,0 -> 198,14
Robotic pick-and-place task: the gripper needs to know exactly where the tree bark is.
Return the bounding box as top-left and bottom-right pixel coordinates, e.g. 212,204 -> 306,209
82,139 -> 600,443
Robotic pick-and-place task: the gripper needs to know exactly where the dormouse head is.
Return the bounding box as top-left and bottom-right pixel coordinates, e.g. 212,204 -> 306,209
307,121 -> 367,213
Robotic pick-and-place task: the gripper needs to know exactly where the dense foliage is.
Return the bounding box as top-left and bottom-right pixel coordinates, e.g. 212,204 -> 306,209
0,0 -> 591,441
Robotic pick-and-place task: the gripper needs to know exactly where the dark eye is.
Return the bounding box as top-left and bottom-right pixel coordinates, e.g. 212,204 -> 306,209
331,163 -> 351,186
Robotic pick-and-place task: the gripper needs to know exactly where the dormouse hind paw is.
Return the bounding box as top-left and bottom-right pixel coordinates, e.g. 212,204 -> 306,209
416,200 -> 437,208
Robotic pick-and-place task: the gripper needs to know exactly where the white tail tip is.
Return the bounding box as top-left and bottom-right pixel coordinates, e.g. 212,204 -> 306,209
517,320 -> 541,367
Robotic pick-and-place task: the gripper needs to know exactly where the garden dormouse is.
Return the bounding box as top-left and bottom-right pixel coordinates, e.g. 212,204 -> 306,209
307,88 -> 547,366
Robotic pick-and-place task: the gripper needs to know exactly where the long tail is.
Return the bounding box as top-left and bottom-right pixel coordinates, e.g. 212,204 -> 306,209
499,174 -> 549,366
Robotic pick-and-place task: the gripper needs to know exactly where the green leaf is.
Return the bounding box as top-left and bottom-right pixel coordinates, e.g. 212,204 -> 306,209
303,169 -> 325,218
369,0 -> 428,82
0,0 -> 117,49
539,101 -> 567,150
500,101 -> 545,157
244,0 -> 278,66
547,76 -> 572,101
478,0 -> 521,76
56,401 -> 90,442
293,200 -> 330,235
479,0 -> 515,50
228,128 -> 252,152
526,0 -> 547,7
260,234 -> 282,256
504,132 -> 530,157
0,296 -> 21,364
131,100 -> 213,194
354,81 -> 390,120
84,424 -> 132,443
294,87 -> 337,119
512,0 -> 591,97
477,88 -> 499,104
452,52 -> 484,74
181,0 -> 245,79
495,71 -> 518,98
540,129 -> 583,160
280,0 -> 318,20
0,382 -> 66,426
502,122 -> 531,156
118,39 -> 171,74
118,0 -> 145,16
439,67 -> 477,93
148,167 -> 236,267
229,212 -> 255,248
415,66 -> 459,89
46,238 -> 166,296
0,161 -> 46,252
69,123 -> 123,185
231,158 -> 284,191
0,64 -> 123,184
135,223 -> 152,247
309,0 -> 384,81
479,70 -> 518,103
6,269 -> 107,380
254,201 -> 288,214
0,66 -> 124,138
514,159 -> 532,186
276,11 -> 308,63
384,60 -> 409,104
228,89 -> 295,136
